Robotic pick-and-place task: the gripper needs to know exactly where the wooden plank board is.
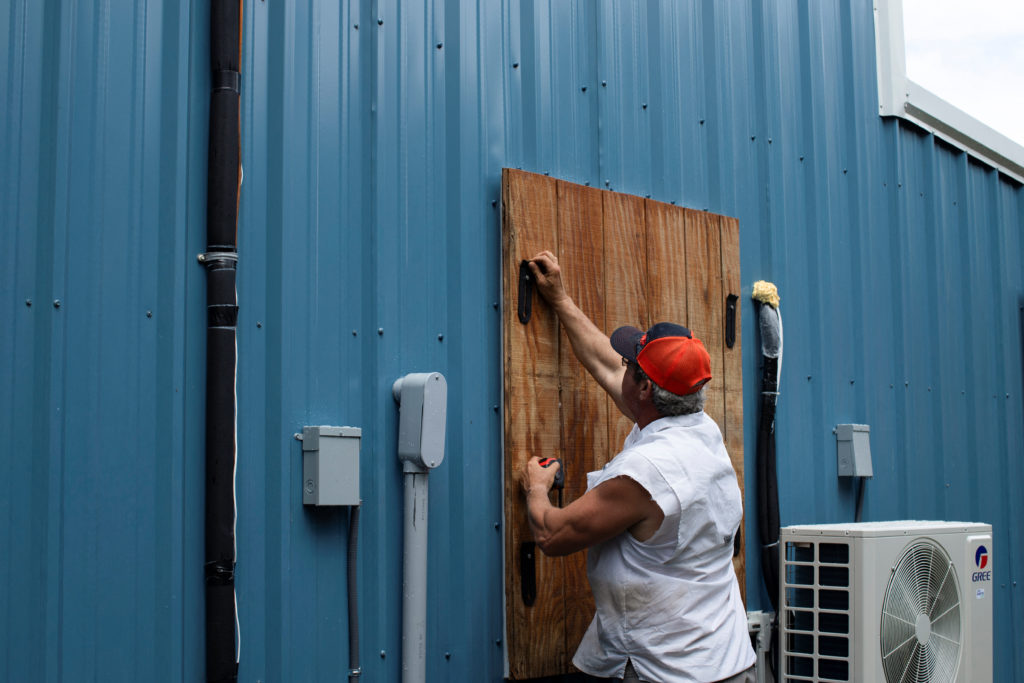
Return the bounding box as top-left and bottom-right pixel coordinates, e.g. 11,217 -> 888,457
502,169 -> 565,679
602,190 -> 648,458
502,170 -> 744,676
719,216 -> 746,603
645,198 -> 689,328
555,180 -> 606,660
683,210 -> 725,429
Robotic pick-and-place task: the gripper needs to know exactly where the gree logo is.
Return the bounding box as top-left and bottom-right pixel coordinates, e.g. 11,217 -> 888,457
972,545 -> 992,583
976,546 -> 989,570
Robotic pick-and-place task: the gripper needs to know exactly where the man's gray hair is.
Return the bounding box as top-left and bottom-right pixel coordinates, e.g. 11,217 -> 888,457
634,363 -> 706,416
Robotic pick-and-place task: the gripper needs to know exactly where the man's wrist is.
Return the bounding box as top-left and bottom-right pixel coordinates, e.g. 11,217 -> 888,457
549,293 -> 573,313
525,485 -> 552,534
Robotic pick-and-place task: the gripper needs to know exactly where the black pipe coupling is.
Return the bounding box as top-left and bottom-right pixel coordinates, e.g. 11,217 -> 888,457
212,69 -> 240,94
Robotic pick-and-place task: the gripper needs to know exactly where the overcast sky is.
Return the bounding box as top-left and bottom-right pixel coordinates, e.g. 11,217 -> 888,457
902,0 -> 1024,147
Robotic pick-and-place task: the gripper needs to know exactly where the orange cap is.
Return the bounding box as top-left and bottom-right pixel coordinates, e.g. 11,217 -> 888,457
611,322 -> 712,395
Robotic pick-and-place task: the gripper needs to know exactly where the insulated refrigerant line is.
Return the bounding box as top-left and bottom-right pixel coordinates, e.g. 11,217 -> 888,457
202,2 -> 243,682
752,281 -> 782,613
752,281 -> 783,680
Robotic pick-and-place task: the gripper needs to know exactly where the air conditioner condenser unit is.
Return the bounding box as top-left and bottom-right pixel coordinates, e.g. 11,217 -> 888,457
779,521 -> 993,683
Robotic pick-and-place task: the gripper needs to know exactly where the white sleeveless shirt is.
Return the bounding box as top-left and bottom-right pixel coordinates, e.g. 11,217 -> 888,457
572,412 -> 755,682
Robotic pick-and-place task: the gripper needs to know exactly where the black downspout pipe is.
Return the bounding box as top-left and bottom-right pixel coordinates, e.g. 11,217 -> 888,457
203,2 -> 241,682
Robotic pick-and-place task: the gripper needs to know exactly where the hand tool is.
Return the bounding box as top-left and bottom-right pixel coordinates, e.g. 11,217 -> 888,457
538,457 -> 564,507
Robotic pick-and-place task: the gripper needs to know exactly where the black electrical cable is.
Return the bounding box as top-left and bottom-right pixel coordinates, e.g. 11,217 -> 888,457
204,2 -> 241,682
855,477 -> 866,523
348,506 -> 361,682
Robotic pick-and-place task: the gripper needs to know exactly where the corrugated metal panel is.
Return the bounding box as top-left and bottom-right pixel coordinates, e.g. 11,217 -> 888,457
238,0 -> 507,679
2,0 -> 1022,681
1,0 -> 200,679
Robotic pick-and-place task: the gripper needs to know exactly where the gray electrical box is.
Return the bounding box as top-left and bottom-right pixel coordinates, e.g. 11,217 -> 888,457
300,425 -> 361,506
392,372 -> 447,473
835,423 -> 873,478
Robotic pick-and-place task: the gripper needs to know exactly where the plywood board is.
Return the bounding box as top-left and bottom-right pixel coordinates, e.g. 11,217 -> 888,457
502,169 -> 565,679
502,169 -> 744,678
555,180 -> 605,656
602,191 -> 648,457
645,198 -> 689,330
684,210 -> 725,428
720,216 -> 746,602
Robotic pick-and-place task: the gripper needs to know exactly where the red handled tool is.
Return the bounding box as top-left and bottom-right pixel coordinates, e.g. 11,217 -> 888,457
538,457 -> 564,507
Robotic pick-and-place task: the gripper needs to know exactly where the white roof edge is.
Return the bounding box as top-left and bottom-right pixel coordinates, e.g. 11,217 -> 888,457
874,0 -> 1024,185
902,81 -> 1024,184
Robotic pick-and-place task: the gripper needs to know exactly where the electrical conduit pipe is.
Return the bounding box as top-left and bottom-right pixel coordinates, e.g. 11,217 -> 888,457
392,373 -> 448,683
348,505 -> 361,682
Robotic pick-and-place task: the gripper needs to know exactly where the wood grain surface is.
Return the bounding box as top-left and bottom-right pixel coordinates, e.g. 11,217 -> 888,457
646,198 -> 689,330
602,191 -> 648,458
502,169 -> 745,678
502,169 -> 565,678
719,215 -> 746,602
556,180 -> 605,658
683,210 -> 724,429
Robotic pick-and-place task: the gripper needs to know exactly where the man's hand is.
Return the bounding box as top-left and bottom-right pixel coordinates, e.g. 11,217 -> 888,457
528,251 -> 569,308
521,456 -> 560,495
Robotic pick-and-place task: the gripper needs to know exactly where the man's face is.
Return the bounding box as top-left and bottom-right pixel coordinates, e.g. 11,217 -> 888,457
620,360 -> 648,417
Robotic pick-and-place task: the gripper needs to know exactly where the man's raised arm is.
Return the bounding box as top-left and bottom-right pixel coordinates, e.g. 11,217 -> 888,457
528,251 -> 631,421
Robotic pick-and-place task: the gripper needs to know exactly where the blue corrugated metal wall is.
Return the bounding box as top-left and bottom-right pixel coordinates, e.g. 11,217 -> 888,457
2,0 -> 1022,681
2,0 -> 199,679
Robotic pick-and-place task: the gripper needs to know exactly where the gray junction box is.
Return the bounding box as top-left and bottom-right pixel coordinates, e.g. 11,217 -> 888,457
300,425 -> 361,506
835,423 -> 873,478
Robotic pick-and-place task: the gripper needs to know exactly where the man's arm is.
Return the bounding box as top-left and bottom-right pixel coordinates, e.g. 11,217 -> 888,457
528,251 -> 631,420
521,456 -> 664,556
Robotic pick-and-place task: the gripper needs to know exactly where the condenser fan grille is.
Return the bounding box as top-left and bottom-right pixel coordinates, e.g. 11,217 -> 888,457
880,540 -> 962,683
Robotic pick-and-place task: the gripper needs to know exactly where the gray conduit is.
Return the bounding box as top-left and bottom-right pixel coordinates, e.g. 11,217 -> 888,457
392,373 -> 447,683
402,473 -> 429,683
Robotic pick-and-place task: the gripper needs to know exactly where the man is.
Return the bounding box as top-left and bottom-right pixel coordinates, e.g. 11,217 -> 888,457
521,251 -> 755,683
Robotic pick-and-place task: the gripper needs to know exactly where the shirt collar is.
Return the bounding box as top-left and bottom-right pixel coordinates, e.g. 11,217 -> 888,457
637,411 -> 705,437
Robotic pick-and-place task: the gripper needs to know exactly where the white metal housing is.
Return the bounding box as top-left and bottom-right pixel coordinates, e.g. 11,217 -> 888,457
780,521 -> 992,682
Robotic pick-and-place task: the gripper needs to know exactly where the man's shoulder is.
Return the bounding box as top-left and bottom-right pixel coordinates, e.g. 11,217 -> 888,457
645,412 -> 722,443
635,413 -> 733,471
604,445 -> 653,472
